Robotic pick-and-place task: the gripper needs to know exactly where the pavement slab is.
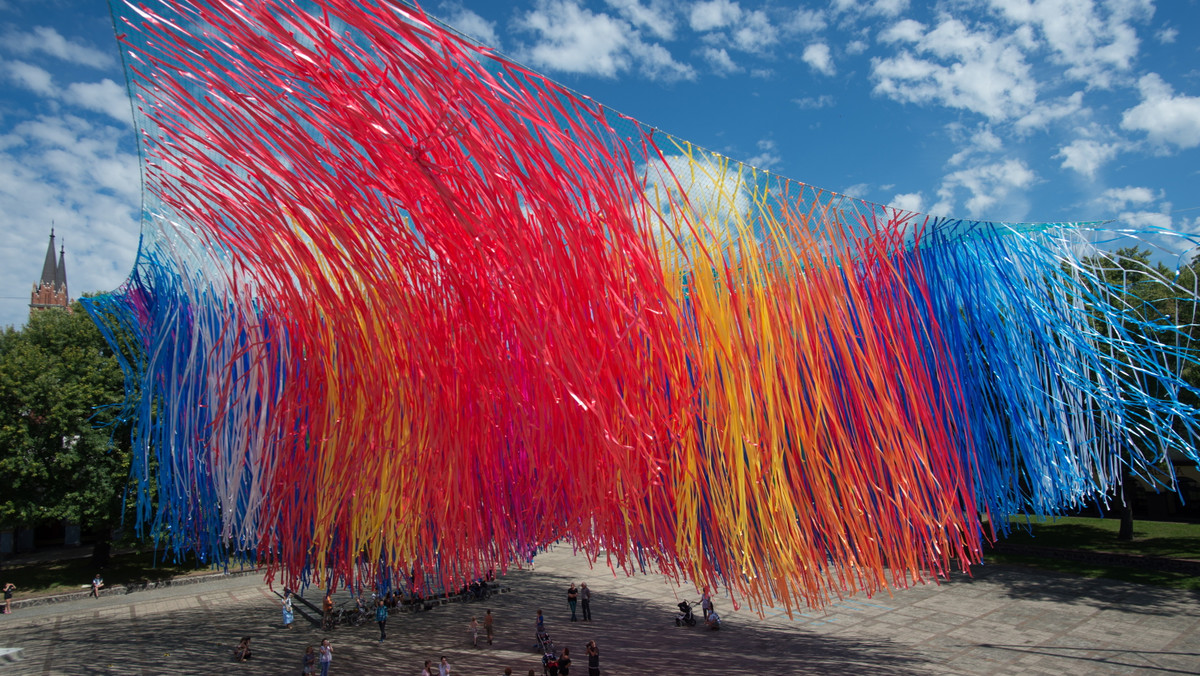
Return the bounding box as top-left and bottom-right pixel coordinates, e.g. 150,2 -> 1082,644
0,546 -> 1198,674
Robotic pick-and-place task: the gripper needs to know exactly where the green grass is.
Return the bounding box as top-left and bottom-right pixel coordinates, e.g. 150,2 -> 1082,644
995,515 -> 1200,558
985,516 -> 1200,590
0,548 -> 223,598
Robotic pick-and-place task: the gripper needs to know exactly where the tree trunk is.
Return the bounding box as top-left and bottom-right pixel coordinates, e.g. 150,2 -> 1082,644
1118,464 -> 1135,541
91,530 -> 111,569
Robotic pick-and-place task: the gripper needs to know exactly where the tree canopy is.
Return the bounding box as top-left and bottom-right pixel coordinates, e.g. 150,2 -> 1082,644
0,302 -> 132,543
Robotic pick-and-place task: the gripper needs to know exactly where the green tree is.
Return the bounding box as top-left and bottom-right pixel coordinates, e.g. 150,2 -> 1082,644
0,301 -> 133,567
1081,247 -> 1200,540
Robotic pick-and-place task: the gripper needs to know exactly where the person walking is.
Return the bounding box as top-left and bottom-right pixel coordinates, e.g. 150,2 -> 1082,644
322,592 -> 334,630
2,582 -> 14,614
470,616 -> 480,647
536,609 -> 545,633
567,583 -> 578,622
375,598 -> 388,642
438,656 -> 451,676
580,583 -> 591,621
319,638 -> 333,676
302,645 -> 316,676
420,659 -> 433,676
282,591 -> 295,629
586,640 -> 599,676
484,608 -> 494,645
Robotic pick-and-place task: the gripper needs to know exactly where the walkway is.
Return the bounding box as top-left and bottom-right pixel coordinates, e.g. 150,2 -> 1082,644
2,546 -> 1198,674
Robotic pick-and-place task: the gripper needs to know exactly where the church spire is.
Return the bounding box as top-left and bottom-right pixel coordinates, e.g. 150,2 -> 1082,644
55,244 -> 68,295
30,227 -> 71,314
40,228 -> 57,287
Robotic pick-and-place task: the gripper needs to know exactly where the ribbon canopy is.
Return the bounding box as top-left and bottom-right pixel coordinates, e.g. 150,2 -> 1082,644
85,0 -> 1200,611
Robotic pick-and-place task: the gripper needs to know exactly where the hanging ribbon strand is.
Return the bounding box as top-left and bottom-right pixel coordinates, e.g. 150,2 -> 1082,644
83,0 -> 1200,612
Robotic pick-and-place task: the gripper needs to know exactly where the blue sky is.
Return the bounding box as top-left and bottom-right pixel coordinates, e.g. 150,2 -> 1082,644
1,0 -> 1199,328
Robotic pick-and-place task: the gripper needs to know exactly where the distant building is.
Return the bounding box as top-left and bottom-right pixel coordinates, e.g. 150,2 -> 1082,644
29,228 -> 70,313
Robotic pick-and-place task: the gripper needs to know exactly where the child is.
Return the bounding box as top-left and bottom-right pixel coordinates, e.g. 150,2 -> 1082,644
282,592 -> 294,629
470,616 -> 479,647
233,637 -> 252,662
302,646 -> 316,675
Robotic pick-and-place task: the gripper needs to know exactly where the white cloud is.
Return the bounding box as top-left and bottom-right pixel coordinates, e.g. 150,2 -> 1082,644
879,18 -> 924,44
841,183 -> 871,200
1014,91 -> 1084,132
1,26 -> 115,69
890,191 -> 923,212
833,0 -> 909,17
516,0 -> 693,81
947,127 -> 1004,166
519,1 -> 631,77
2,63 -> 133,126
628,40 -> 696,81
786,8 -> 826,34
794,94 -> 834,109
442,8 -> 500,47
700,46 -> 739,75
845,39 -> 868,55
63,79 -> 132,124
689,0 -> 741,32
870,0 -> 910,17
745,139 -> 782,170
605,0 -> 676,39
1117,210 -> 1172,229
987,0 -> 1152,89
870,19 -> 1036,121
1056,138 -> 1121,178
3,60 -> 56,97
1120,74 -> 1200,151
1157,27 -> 1178,44
936,158 -> 1036,218
688,1 -> 778,53
1095,185 -> 1159,212
640,153 -> 752,253
731,9 -> 778,52
802,43 -> 834,76
0,115 -> 140,328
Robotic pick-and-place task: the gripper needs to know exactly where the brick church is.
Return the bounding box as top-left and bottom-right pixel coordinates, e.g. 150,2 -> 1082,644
30,228 -> 70,313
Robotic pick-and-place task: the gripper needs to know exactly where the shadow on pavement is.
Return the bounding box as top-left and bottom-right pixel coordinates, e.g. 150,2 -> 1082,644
3,561 -> 938,676
965,563 -> 1200,617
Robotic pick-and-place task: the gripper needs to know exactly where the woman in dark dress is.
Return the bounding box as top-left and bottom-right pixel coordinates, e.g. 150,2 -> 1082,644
558,646 -> 572,676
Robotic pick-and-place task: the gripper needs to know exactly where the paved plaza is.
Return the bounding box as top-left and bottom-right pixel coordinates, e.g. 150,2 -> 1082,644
2,546 -> 1199,675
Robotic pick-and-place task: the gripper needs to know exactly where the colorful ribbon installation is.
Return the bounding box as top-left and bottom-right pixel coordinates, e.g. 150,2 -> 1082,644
84,0 -> 1200,612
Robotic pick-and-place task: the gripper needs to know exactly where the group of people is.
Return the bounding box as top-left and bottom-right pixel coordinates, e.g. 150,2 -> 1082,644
565,582 -> 591,622
0,573 -> 101,616
468,608 -> 495,646
246,578 -> 609,675
299,639 -> 333,676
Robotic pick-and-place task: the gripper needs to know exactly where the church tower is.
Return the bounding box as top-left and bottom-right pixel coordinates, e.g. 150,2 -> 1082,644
29,229 -> 71,313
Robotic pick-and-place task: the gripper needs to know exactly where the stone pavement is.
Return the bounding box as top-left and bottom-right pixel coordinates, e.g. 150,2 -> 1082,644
1,546 -> 1199,675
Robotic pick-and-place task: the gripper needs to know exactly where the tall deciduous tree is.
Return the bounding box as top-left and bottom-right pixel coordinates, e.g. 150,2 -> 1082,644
0,301 -> 133,566
1081,247 -> 1200,540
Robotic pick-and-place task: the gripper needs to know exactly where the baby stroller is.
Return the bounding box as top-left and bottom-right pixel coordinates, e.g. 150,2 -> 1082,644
542,651 -> 560,676
675,600 -> 697,626
535,629 -> 556,655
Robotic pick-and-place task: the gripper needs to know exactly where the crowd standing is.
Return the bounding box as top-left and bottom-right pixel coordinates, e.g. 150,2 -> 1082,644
223,572 -> 634,675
